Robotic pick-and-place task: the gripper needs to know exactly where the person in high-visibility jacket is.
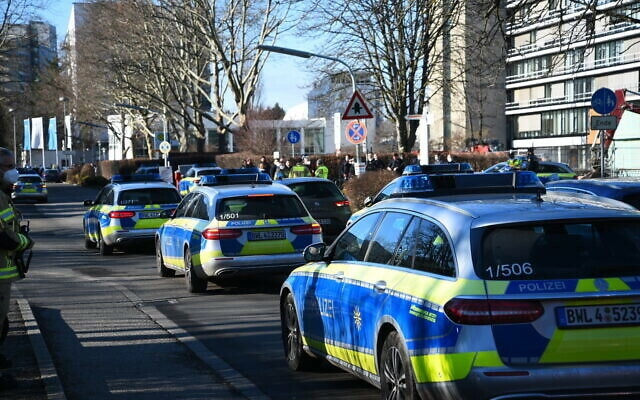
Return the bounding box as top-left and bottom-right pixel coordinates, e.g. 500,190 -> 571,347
0,147 -> 33,391
289,158 -> 311,178
314,159 -> 329,179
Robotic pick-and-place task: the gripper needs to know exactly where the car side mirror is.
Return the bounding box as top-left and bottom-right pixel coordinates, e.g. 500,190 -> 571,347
363,196 -> 373,207
304,243 -> 326,262
83,199 -> 94,206
161,209 -> 175,219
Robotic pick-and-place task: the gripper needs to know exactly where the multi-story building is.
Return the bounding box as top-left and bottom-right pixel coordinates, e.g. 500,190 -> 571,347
0,21 -> 57,98
505,0 -> 640,170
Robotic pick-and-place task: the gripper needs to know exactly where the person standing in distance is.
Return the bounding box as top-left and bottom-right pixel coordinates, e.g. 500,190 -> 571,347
314,159 -> 329,179
0,147 -> 34,391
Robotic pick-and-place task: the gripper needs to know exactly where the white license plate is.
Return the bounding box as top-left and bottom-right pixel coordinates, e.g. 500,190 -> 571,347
556,303 -> 640,328
248,230 -> 285,241
140,211 -> 162,219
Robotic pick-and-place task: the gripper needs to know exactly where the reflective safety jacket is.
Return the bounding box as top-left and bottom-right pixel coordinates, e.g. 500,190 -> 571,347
0,192 -> 30,282
289,164 -> 311,178
314,165 -> 329,179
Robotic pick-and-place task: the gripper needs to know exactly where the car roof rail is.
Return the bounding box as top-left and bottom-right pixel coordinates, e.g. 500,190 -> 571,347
402,163 -> 475,175
392,171 -> 545,198
111,173 -> 164,183
199,172 -> 272,186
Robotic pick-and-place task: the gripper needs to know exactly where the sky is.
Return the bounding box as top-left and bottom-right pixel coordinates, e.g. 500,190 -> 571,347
37,1 -> 310,111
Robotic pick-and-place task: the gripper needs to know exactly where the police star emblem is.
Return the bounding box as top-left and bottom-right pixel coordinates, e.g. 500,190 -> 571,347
353,306 -> 362,331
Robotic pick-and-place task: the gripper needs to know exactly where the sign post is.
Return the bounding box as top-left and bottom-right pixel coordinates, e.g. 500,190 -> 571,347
159,140 -> 171,167
344,120 -> 368,174
342,91 -> 373,163
590,87 -> 617,175
287,130 -> 301,158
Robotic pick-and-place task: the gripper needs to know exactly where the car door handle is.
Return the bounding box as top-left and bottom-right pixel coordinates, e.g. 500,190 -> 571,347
334,271 -> 344,281
374,280 -> 387,293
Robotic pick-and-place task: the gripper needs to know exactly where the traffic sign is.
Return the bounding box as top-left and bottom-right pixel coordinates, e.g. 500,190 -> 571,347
591,115 -> 618,130
159,141 -> 171,154
344,120 -> 368,145
287,130 -> 301,144
342,90 -> 374,120
591,87 -> 617,115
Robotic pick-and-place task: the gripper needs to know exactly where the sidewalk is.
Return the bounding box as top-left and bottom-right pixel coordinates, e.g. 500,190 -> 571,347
4,295 -> 60,400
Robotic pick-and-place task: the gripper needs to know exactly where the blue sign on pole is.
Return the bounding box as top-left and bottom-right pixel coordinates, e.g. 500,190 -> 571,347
591,87 -> 617,115
287,130 -> 300,144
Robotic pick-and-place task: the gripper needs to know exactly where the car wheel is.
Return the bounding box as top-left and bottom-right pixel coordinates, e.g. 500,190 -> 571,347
156,239 -> 175,277
380,331 -> 416,400
83,225 -> 97,250
282,292 -> 317,371
98,231 -> 113,256
184,250 -> 207,293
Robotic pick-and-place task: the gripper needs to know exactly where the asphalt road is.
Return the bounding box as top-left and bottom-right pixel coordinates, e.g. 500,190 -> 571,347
12,183 -> 379,400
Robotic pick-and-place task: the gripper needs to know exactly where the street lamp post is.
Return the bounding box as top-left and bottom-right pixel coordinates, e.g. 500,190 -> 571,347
257,45 -> 365,160
8,108 -> 16,163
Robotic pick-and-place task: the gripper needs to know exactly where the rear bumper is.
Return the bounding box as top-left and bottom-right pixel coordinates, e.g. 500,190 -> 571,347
416,362 -> 640,399
104,229 -> 157,246
201,253 -> 306,279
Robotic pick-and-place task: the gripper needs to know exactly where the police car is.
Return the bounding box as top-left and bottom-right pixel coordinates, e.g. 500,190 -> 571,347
82,174 -> 181,255
177,163 -> 221,195
546,177 -> 640,210
12,174 -> 48,203
155,173 -> 322,293
280,171 -> 640,399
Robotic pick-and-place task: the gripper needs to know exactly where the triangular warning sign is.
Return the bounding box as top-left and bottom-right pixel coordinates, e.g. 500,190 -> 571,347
342,90 -> 374,120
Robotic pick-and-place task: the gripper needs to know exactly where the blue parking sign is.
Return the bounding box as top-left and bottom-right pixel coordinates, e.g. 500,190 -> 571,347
591,88 -> 617,115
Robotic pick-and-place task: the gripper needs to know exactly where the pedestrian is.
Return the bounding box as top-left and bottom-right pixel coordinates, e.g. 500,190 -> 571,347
315,159 -> 329,179
282,159 -> 292,177
0,147 -> 34,391
259,156 -> 270,174
289,157 -> 312,178
526,147 -> 539,172
340,154 -> 355,184
387,152 -> 404,175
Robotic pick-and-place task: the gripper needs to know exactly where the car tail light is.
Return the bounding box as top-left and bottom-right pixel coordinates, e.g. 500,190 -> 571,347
202,228 -> 242,240
109,210 -> 136,219
335,200 -> 350,207
291,223 -> 322,235
444,298 -> 543,325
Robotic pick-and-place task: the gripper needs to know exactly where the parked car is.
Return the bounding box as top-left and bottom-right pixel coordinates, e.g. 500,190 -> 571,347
484,160 -> 577,181
177,163 -> 221,196
546,177 -> 640,209
12,174 -> 48,203
42,168 -> 62,183
278,177 -> 352,244
156,174 -> 322,292
280,170 -> 640,399
82,174 -> 181,255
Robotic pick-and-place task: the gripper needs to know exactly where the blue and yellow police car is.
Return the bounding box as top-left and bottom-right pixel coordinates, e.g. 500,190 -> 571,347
82,174 -> 181,255
155,173 -> 322,293
177,163 -> 221,196
281,171 -> 640,399
12,174 -> 48,203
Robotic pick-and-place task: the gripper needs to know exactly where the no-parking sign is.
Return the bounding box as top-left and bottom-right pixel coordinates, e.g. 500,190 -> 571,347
344,120 -> 367,145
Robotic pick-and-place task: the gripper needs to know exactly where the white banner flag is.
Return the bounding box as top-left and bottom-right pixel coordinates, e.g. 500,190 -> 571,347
31,117 -> 44,150
65,114 -> 72,149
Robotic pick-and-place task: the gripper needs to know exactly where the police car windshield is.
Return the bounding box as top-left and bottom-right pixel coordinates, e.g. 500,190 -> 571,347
478,220 -> 640,280
217,195 -> 307,221
117,189 -> 181,205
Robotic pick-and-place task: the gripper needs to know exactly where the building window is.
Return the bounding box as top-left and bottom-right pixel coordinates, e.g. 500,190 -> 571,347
595,40 -> 622,66
303,128 -> 325,155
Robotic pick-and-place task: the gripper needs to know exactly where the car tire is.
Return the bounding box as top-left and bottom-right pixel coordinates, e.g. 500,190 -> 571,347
98,231 -> 113,256
156,239 -> 175,277
282,292 -> 317,371
379,331 -> 416,400
184,250 -> 207,293
83,226 -> 97,250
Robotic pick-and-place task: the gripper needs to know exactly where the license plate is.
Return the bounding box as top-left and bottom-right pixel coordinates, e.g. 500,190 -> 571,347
140,211 -> 162,219
556,303 -> 640,328
316,219 -> 331,225
248,230 -> 285,241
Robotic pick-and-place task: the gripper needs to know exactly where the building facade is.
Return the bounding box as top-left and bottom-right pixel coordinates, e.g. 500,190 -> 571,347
505,0 -> 640,170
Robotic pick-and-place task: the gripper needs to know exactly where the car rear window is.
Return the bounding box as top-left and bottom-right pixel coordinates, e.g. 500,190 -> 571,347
478,220 -> 640,280
287,182 -> 345,199
19,176 -> 42,183
118,188 -> 180,205
217,195 -> 308,220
